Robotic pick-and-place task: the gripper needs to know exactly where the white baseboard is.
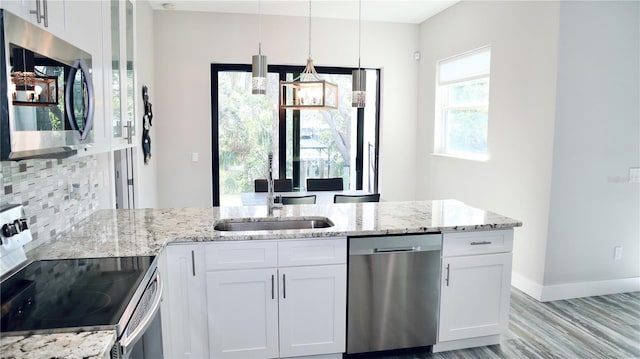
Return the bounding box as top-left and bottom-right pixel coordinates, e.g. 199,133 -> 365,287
512,272 -> 640,302
433,335 -> 500,353
511,272 -> 544,300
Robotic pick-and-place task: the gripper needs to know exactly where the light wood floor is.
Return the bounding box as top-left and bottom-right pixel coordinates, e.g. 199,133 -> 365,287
383,288 -> 640,359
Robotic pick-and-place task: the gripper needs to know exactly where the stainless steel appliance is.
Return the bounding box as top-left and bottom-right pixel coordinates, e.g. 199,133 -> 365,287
347,234 -> 442,354
0,9 -> 95,160
1,256 -> 163,359
0,206 -> 162,359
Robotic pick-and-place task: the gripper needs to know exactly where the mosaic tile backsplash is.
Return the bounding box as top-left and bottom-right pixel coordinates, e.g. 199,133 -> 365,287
1,156 -> 101,250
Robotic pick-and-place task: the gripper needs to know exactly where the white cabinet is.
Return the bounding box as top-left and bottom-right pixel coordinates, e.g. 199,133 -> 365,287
205,238 -> 347,359
0,0 -> 66,37
106,0 -> 137,150
160,244 -> 209,359
205,241 -> 279,358
278,264 -> 346,357
207,268 -> 279,358
434,229 -> 514,352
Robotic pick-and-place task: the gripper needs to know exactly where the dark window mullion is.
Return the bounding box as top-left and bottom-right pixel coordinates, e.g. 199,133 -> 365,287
292,109 -> 301,190
355,107 -> 364,190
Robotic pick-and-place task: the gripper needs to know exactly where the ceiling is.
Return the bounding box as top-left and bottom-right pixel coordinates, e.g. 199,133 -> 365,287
148,0 -> 459,24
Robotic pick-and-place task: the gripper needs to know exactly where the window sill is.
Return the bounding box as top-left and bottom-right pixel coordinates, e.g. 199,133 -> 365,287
431,152 -> 489,162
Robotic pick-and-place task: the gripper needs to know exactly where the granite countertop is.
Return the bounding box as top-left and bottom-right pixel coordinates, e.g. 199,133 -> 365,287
0,331 -> 116,359
0,199 -> 521,358
26,199 -> 521,261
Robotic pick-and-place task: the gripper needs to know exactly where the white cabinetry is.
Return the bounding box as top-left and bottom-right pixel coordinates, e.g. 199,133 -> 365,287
0,0 -> 66,37
106,0 -> 137,150
160,244 -> 209,359
434,229 -> 514,353
205,238 -> 347,359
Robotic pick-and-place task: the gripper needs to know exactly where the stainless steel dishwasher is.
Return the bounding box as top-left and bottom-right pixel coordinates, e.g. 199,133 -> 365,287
347,234 -> 442,355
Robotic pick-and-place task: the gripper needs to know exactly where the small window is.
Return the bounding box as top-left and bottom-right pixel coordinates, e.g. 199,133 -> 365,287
434,47 -> 491,160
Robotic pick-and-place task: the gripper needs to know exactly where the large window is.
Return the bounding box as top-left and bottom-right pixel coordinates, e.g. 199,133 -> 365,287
435,47 -> 491,160
212,64 -> 380,206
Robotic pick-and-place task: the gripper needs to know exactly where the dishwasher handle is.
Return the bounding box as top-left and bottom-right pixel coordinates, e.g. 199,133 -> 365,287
373,246 -> 421,253
350,234 -> 442,256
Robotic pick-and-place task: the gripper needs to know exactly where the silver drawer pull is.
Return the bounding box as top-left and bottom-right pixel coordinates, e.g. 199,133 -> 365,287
470,241 -> 492,245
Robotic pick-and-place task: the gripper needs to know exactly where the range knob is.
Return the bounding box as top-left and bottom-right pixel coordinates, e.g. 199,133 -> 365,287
1,219 -> 28,238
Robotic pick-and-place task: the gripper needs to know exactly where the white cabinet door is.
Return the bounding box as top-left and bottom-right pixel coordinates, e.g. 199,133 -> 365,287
207,268 -> 279,359
438,252 -> 512,342
278,264 -> 347,358
1,0 -> 66,36
109,0 -> 137,150
160,244 -> 209,359
64,0 -> 102,54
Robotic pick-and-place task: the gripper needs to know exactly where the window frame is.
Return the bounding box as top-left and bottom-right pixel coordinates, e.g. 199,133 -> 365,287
434,46 -> 492,161
210,64 -> 381,206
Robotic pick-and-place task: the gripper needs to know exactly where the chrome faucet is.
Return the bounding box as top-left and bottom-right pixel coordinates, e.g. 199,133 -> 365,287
267,152 -> 276,215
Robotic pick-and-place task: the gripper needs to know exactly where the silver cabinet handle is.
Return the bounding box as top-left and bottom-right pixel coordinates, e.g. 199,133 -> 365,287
271,274 -> 275,300
191,250 -> 196,276
42,0 -> 48,27
470,241 -> 492,245
282,274 -> 286,299
123,122 -> 133,144
29,0 -> 43,24
445,263 -> 450,286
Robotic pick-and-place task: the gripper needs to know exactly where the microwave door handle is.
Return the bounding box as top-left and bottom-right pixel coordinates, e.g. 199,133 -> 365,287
119,271 -> 163,358
65,59 -> 95,141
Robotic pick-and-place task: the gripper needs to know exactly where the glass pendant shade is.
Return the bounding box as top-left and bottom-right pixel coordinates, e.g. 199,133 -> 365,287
352,69 -> 366,108
280,58 -> 338,110
252,54 -> 267,95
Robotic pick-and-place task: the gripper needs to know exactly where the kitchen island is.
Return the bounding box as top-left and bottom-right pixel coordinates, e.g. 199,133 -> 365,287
0,200 -> 521,358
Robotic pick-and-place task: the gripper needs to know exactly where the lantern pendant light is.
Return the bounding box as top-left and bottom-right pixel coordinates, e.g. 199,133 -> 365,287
252,0 -> 267,95
279,0 -> 338,110
352,0 -> 366,108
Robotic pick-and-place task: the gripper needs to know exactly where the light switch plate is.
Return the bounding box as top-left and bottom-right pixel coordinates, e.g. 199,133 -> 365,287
630,168 -> 640,183
192,152 -> 199,162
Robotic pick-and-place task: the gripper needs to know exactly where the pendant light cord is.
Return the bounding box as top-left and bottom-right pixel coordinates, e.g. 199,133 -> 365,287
358,0 -> 362,69
258,0 -> 262,54
308,0 -> 312,60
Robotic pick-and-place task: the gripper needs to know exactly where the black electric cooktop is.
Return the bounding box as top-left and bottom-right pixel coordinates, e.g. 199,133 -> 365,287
0,256 -> 154,335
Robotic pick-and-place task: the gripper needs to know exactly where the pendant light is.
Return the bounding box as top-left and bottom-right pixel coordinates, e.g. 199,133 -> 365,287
252,0 -> 267,95
279,0 -> 338,110
352,0 -> 366,108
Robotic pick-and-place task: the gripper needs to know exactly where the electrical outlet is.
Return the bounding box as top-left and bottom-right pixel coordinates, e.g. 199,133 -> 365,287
192,152 -> 199,162
614,246 -> 623,261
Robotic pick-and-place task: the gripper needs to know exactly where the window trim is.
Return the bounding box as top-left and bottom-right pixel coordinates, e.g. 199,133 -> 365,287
434,46 -> 491,161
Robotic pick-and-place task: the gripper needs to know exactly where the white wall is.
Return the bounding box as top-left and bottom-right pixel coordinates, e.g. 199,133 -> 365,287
152,11 -> 419,207
418,0 -> 640,300
134,0 -> 157,208
417,1 -> 561,288
543,1 -> 640,299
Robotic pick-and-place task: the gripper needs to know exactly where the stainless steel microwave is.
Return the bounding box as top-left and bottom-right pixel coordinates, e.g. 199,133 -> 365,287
0,9 -> 94,161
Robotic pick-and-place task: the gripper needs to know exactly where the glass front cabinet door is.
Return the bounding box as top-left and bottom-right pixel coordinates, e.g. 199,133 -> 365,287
108,0 -> 136,149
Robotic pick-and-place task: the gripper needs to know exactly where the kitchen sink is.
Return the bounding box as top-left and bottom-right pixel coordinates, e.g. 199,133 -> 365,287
214,216 -> 334,231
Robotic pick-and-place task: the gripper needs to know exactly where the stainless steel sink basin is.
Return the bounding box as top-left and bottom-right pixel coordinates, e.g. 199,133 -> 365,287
214,216 -> 334,231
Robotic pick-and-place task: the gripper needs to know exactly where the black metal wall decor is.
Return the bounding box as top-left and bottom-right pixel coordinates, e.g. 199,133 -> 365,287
142,85 -> 153,164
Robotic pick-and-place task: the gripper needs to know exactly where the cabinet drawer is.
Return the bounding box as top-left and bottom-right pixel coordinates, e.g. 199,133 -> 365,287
278,238 -> 347,267
442,230 -> 513,256
205,241 -> 278,270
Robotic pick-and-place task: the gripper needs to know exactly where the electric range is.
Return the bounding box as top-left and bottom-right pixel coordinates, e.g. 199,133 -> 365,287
1,256 -> 156,336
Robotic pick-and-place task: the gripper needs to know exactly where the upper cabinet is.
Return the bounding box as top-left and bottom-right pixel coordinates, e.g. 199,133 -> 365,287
107,0 -> 137,150
1,0 -> 111,157
0,0 -> 66,38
